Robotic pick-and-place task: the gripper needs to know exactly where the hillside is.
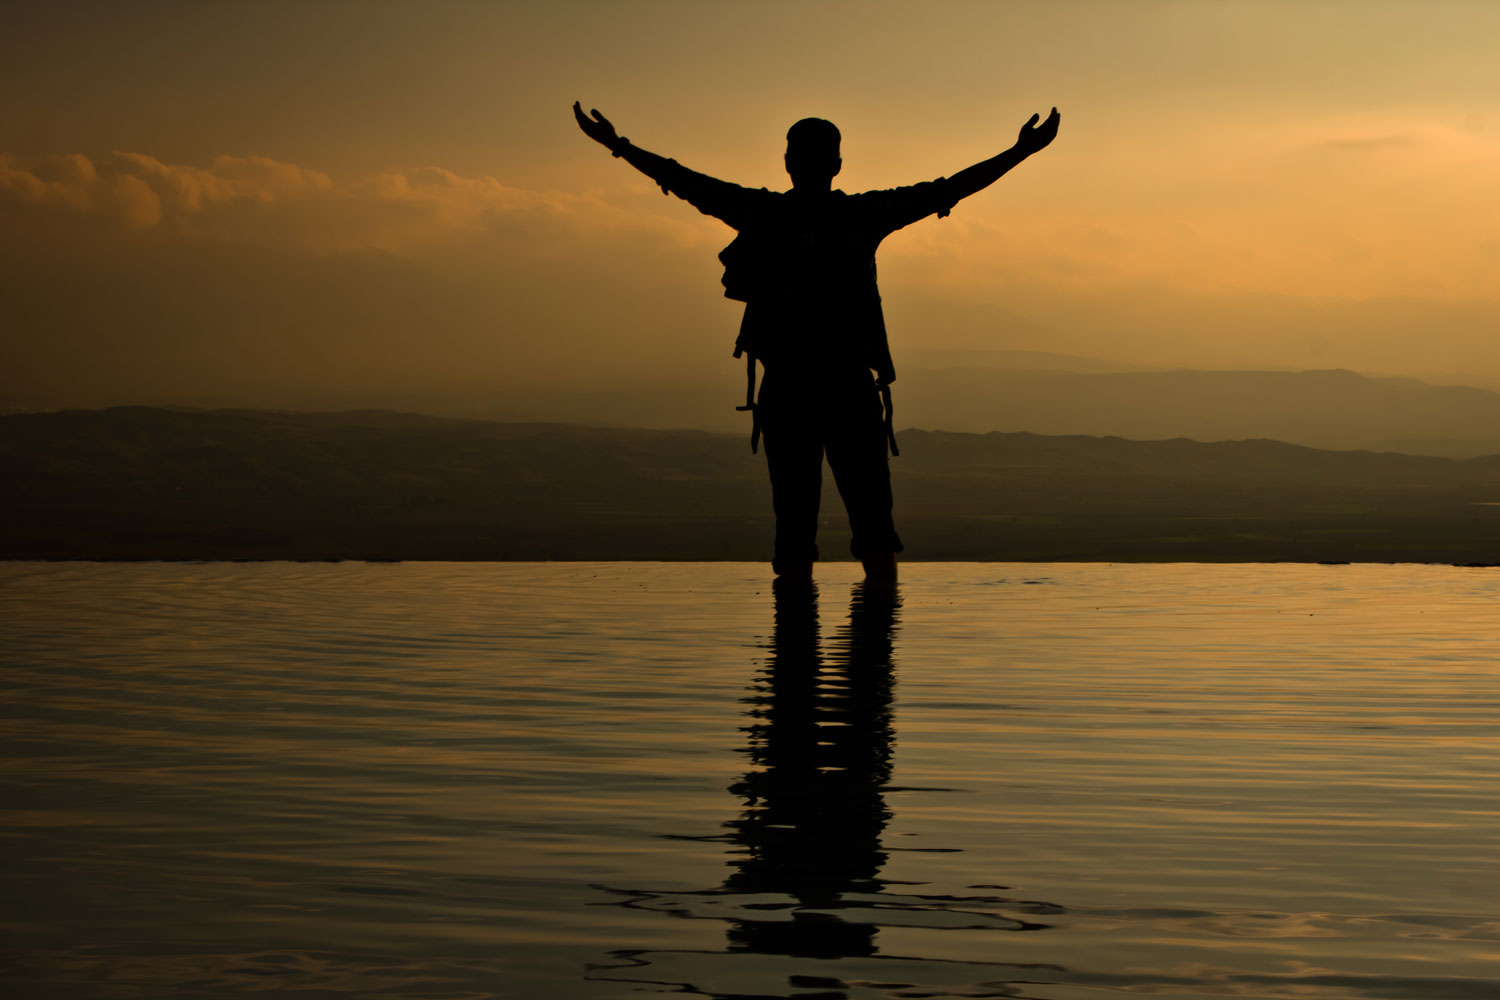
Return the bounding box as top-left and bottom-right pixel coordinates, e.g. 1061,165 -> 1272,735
4,407 -> 1500,562
897,364 -> 1500,457
470,361 -> 1500,459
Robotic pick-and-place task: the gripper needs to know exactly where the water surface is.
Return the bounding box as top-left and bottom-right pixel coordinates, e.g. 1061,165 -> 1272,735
2,561 -> 1498,998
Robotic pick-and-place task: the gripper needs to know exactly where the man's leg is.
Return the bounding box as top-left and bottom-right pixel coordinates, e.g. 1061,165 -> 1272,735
859,550 -> 898,585
826,386 -> 901,584
760,402 -> 824,579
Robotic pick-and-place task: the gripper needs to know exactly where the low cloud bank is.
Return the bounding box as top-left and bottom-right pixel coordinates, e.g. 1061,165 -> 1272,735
0,151 -> 710,254
3,135 -> 1500,418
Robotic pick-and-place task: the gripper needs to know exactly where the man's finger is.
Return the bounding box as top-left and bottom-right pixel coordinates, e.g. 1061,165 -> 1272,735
1026,113 -> 1040,128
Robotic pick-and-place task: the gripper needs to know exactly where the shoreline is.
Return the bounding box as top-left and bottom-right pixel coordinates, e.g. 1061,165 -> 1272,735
7,555 -> 1499,567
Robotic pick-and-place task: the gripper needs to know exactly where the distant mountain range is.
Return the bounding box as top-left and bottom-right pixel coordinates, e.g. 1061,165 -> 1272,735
897,354 -> 1500,458
440,355 -> 1500,459
5,407 -> 1500,563
14,354 -> 1500,459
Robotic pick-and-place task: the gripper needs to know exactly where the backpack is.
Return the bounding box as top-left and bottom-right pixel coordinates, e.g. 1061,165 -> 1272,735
716,230 -> 899,458
718,232 -> 762,304
719,233 -> 766,451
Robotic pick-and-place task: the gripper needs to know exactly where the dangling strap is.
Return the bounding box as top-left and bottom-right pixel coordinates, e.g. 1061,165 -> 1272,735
877,381 -> 899,458
733,347 -> 760,453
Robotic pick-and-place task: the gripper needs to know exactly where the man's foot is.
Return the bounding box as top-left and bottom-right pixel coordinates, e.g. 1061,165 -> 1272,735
773,559 -> 814,582
861,552 -> 897,585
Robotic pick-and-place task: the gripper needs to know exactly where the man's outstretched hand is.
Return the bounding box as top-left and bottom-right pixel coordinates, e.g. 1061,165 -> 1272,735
1015,107 -> 1061,156
573,102 -> 620,148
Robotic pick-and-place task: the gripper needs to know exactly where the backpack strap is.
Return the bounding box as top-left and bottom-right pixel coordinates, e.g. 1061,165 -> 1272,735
876,381 -> 899,458
733,346 -> 760,453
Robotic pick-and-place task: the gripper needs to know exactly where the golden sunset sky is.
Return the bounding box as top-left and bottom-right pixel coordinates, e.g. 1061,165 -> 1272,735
4,0 -> 1498,423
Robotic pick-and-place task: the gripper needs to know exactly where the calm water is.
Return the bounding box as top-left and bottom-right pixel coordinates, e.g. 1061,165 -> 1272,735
2,561 -> 1499,999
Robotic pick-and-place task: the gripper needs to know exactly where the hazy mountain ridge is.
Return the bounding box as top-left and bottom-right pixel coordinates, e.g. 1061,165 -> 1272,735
5,407 -> 1500,562
416,362 -> 1500,458
14,359 -> 1500,460
897,363 -> 1500,457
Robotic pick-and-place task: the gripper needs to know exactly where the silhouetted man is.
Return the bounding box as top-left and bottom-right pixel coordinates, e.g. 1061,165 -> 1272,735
574,102 -> 1060,582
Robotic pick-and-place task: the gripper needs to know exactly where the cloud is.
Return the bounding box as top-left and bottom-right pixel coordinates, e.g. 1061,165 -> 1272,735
0,150 -> 713,255
0,149 -> 744,417
107,151 -> 332,210
5,122 -> 1500,420
872,112 -> 1500,302
10,112 -> 1497,306
1,153 -> 96,212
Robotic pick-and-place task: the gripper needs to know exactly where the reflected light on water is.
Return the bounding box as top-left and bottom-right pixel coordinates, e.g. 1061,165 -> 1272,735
2,561 -> 1499,998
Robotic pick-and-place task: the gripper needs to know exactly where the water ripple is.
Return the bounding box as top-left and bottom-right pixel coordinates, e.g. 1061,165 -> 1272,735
2,561 -> 1498,998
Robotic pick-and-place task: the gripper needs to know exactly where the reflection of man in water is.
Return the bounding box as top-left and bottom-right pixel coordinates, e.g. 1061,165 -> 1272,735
585,581 -> 1062,994
575,102 -> 1060,582
724,579 -> 899,958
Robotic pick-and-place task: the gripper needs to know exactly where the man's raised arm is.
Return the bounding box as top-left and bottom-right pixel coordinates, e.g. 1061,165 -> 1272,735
862,108 -> 1060,234
573,102 -> 760,230
946,107 -> 1061,204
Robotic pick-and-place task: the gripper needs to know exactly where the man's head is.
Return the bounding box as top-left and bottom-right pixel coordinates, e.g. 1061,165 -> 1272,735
785,118 -> 841,190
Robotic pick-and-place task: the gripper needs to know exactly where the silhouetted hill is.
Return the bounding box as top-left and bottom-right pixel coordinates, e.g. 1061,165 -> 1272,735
899,364 -> 1500,457
4,407 -> 1500,562
440,360 -> 1500,459
17,356 -> 1500,459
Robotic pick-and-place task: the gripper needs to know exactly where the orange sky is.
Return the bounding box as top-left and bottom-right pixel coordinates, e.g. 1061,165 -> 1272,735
3,0 -> 1498,419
